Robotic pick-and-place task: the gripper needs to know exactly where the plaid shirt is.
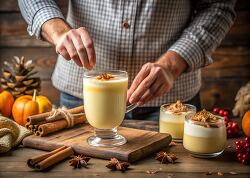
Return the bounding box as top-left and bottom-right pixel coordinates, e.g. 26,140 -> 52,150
19,0 -> 235,106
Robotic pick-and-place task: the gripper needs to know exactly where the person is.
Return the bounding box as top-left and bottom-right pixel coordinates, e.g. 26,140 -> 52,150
18,0 -> 236,120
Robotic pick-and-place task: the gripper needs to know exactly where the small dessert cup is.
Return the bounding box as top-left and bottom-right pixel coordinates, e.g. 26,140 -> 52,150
183,110 -> 227,158
159,101 -> 196,142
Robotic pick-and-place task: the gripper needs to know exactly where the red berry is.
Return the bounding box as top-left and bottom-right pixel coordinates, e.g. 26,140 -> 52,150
231,122 -> 237,128
241,159 -> 247,165
224,117 -> 229,125
237,153 -> 242,158
239,140 -> 244,146
236,145 -> 241,152
245,137 -> 250,144
219,109 -> 224,116
235,138 -> 250,165
226,121 -> 240,138
223,111 -> 229,117
213,108 -> 219,113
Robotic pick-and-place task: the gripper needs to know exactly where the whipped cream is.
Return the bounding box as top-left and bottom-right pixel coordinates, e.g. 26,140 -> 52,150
184,120 -> 226,138
161,111 -> 192,123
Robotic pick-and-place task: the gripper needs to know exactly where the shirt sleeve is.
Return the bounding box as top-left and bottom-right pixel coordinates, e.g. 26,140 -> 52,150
18,0 -> 65,39
168,0 -> 236,72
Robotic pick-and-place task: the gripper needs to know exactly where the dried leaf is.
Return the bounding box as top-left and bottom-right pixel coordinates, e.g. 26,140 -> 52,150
229,171 -> 238,175
146,170 -> 159,174
205,172 -> 213,175
217,171 -> 224,176
146,168 -> 162,174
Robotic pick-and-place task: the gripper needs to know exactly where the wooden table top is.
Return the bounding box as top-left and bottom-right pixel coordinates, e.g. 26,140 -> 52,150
1,120 -> 250,178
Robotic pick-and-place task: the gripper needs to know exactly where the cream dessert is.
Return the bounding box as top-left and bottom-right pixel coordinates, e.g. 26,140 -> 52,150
183,109 -> 226,158
83,73 -> 128,129
159,100 -> 196,142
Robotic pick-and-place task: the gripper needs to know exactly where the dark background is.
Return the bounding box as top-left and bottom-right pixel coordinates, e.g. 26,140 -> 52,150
0,0 -> 249,110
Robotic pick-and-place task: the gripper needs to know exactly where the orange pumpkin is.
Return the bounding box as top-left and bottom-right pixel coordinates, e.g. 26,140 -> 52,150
12,90 -> 52,126
36,95 -> 53,114
0,90 -> 14,117
242,110 -> 250,137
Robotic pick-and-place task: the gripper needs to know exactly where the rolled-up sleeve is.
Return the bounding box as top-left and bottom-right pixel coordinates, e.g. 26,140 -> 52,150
18,0 -> 65,39
168,0 -> 236,72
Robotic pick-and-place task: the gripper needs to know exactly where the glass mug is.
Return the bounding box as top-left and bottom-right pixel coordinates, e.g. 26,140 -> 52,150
83,70 -> 136,147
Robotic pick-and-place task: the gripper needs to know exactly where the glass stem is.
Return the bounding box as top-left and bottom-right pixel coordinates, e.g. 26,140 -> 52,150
94,128 -> 118,139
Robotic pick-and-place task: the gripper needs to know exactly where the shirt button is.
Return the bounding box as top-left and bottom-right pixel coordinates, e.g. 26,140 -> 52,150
122,20 -> 130,29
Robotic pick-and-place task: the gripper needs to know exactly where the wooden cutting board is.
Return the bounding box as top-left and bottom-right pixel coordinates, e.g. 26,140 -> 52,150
22,124 -> 171,162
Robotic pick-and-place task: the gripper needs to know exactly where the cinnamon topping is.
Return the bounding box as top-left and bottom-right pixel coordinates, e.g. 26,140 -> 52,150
165,100 -> 188,114
191,109 -> 221,128
192,109 -> 217,122
95,73 -> 115,80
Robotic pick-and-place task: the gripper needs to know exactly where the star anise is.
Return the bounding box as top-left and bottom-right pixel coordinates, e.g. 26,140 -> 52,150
155,151 -> 177,164
106,158 -> 130,171
69,155 -> 91,168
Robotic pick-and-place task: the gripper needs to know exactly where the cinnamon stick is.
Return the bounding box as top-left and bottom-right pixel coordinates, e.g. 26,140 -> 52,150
27,105 -> 84,125
27,146 -> 74,171
27,146 -> 67,166
37,115 -> 86,137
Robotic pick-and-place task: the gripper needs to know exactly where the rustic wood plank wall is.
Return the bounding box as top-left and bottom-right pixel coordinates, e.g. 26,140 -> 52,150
0,0 -> 249,109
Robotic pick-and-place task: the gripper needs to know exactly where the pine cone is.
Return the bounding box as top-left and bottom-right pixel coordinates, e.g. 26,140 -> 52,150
0,56 -> 41,98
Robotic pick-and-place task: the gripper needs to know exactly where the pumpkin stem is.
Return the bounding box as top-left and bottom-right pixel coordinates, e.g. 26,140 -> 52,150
32,89 -> 37,101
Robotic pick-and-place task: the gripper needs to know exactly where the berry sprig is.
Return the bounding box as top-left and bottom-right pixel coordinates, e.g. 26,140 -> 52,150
235,137 -> 250,165
213,107 -> 240,138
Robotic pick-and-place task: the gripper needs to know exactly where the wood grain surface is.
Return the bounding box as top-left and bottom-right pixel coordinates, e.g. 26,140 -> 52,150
0,0 -> 249,110
22,124 -> 172,162
1,120 -> 250,178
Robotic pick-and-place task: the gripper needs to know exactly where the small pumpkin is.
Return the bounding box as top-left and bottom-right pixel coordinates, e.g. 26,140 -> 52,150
242,110 -> 250,137
0,90 -> 15,117
12,90 -> 52,126
36,95 -> 53,114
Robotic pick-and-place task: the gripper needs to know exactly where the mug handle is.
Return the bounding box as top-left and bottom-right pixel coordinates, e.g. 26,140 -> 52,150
126,104 -> 137,113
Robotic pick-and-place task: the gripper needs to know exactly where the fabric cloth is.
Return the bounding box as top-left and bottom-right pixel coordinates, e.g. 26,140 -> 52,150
60,91 -> 83,109
0,116 -> 31,153
60,91 -> 201,121
19,0 -> 236,106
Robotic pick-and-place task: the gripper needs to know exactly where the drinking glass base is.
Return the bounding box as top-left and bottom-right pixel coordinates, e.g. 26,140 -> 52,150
187,149 -> 224,158
88,128 -> 127,147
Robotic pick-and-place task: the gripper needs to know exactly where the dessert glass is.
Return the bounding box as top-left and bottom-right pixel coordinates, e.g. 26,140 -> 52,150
159,101 -> 196,142
183,110 -> 227,158
83,70 -> 136,147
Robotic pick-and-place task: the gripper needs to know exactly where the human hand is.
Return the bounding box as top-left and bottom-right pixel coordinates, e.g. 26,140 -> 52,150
127,51 -> 188,106
127,63 -> 174,106
54,27 -> 96,69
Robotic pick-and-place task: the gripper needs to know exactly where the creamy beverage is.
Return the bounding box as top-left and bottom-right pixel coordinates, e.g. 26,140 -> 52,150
83,73 -> 128,129
183,110 -> 226,158
160,101 -> 196,142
